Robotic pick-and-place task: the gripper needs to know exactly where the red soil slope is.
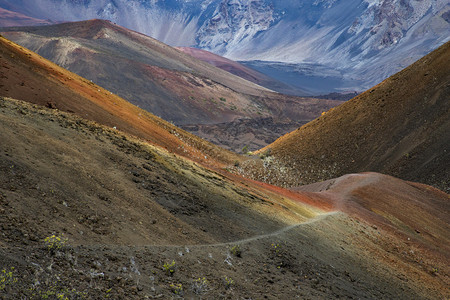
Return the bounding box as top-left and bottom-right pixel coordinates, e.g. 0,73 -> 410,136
295,172 -> 450,257
1,20 -> 341,151
0,35 -> 240,167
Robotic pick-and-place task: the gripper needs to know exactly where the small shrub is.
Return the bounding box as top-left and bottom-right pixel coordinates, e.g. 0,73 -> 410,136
192,277 -> 209,294
259,148 -> 272,159
162,260 -> 176,276
219,97 -> 227,102
44,234 -> 68,252
31,283 -> 87,299
271,243 -> 282,256
230,245 -> 241,257
0,267 -> 18,291
241,145 -> 249,155
169,283 -> 183,296
222,276 -> 234,289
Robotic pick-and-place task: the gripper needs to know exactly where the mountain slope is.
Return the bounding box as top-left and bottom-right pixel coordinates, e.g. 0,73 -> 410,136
1,0 -> 448,93
176,46 -> 309,96
1,19 -> 271,125
0,7 -> 53,27
0,33 -> 448,299
0,34 -> 243,166
240,41 -> 450,192
294,172 -> 450,258
0,97 -> 448,299
1,20 -> 340,151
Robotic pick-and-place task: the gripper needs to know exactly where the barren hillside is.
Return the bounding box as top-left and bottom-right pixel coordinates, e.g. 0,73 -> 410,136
0,97 -> 448,299
241,41 -> 450,191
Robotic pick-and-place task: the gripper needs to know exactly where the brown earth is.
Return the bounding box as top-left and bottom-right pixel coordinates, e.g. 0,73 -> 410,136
0,97 -> 448,299
1,20 -> 340,151
241,41 -> 450,192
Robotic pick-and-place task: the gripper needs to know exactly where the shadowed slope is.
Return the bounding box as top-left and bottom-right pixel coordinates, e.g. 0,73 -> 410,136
246,41 -> 450,191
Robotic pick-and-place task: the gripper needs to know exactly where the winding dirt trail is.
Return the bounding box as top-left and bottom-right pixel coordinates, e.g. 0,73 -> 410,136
109,211 -> 340,250
202,211 -> 340,248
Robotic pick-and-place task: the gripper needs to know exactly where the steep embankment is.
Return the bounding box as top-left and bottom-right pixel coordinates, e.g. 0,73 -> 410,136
243,41 -> 450,191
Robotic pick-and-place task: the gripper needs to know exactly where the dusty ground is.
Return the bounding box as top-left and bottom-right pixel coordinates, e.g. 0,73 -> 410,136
0,97 -> 448,299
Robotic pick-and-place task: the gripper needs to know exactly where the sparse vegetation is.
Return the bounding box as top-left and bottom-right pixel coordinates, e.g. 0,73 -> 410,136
163,260 -> 176,276
219,97 -> 227,102
271,243 -> 282,256
242,145 -> 249,155
31,284 -> 87,300
192,277 -> 209,294
0,267 -> 17,291
222,276 -> 234,289
170,283 -> 183,296
230,245 -> 242,257
259,148 -> 272,159
44,234 -> 68,252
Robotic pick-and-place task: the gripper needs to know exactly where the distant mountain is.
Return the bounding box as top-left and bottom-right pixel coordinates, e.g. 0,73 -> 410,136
239,41 -> 450,192
0,7 -> 53,27
1,0 -> 448,94
176,46 -> 309,96
1,20 -> 340,151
